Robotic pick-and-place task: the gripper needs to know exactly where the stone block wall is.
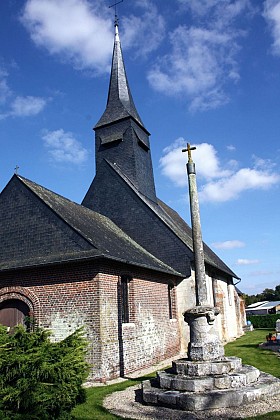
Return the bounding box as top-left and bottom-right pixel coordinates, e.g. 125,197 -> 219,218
213,277 -> 244,342
176,270 -> 244,352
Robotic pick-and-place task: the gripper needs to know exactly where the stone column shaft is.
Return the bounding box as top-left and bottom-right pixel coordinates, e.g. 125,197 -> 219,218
187,162 -> 208,307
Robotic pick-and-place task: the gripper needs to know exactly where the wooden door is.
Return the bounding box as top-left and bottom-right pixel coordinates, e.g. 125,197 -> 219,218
0,299 -> 29,329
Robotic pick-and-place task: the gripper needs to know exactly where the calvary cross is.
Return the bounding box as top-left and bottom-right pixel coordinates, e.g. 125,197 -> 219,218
182,143 -> 196,162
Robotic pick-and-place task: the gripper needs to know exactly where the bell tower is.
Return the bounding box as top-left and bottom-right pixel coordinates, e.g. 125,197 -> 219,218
83,21 -> 157,207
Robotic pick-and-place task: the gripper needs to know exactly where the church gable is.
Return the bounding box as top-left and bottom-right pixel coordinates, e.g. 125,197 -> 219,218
82,160 -> 192,277
0,176 -> 92,270
0,175 -> 180,276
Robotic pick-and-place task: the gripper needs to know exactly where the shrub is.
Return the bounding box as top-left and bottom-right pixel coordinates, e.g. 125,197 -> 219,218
0,325 -> 89,419
247,314 -> 280,329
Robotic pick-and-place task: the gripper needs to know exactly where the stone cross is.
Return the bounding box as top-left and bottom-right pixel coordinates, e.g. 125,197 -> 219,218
182,142 -> 224,361
14,165 -> 19,175
182,143 -> 208,307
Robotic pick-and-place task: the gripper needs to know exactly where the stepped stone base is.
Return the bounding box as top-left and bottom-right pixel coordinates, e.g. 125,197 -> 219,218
142,356 -> 280,411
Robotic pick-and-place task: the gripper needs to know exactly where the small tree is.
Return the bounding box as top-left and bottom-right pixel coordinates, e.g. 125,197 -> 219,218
0,325 -> 89,419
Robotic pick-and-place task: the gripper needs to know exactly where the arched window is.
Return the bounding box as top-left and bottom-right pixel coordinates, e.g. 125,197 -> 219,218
0,299 -> 30,330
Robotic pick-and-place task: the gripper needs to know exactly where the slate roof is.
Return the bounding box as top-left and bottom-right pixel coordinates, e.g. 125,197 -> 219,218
0,175 -> 181,277
95,24 -> 148,133
106,160 -> 239,279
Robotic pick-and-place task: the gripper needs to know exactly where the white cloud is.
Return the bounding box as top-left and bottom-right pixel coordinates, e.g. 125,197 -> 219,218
10,96 -> 47,117
0,66 -> 47,120
227,144 -> 236,151
248,270 -> 274,276
21,0 -> 112,73
177,0 -> 222,16
147,26 -> 239,111
122,0 -> 165,57
212,240 -> 245,249
147,26 -> 233,111
42,129 -> 88,164
236,258 -> 260,265
199,167 -> 280,202
263,0 -> 280,56
178,0 -> 252,24
160,139 -> 280,203
148,1 -> 252,111
0,94 -> 47,120
0,69 -> 11,105
159,138 -> 232,187
252,154 -> 276,169
159,138 -> 190,187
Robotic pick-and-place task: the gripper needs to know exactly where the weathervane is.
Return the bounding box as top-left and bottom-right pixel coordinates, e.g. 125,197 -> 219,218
109,0 -> 124,26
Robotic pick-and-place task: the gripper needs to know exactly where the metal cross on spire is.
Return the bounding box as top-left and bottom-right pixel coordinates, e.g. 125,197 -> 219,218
14,165 -> 19,175
109,0 -> 124,26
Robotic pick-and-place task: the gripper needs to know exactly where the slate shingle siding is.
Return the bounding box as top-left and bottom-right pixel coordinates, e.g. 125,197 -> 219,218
83,161 -> 192,277
95,119 -> 156,202
0,178 -> 90,264
0,176 -> 180,276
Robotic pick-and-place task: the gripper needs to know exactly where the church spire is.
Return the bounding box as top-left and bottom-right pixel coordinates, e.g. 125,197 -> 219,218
88,16 -> 157,203
95,21 -> 147,132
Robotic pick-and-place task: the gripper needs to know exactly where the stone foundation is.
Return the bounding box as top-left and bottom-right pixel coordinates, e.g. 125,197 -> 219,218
142,356 -> 280,411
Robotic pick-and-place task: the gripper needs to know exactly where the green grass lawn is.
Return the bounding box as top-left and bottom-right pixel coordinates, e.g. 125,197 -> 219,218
72,329 -> 280,420
225,328 -> 280,378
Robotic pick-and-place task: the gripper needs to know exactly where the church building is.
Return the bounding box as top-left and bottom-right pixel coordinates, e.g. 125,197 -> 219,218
0,23 -> 246,382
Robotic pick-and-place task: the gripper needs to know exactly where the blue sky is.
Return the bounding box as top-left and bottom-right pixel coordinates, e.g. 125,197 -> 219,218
1,0 -> 280,295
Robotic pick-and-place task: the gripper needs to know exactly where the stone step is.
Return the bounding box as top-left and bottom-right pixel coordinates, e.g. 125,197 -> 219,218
142,371 -> 280,411
157,364 -> 260,392
173,356 -> 242,377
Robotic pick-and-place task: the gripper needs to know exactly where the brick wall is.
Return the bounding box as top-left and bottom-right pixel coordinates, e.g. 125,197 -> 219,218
0,259 -> 180,382
96,264 -> 180,380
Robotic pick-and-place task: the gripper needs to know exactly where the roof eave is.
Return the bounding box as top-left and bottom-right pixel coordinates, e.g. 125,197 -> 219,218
94,115 -> 150,136
0,253 -> 184,278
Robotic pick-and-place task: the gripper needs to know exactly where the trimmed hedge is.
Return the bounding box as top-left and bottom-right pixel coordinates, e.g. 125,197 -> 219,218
247,314 -> 280,329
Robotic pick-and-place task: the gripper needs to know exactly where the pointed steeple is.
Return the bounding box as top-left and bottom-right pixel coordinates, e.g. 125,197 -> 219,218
95,22 -> 147,132
84,19 -> 157,204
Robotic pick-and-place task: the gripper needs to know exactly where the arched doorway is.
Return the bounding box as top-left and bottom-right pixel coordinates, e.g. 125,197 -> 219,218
0,299 -> 30,329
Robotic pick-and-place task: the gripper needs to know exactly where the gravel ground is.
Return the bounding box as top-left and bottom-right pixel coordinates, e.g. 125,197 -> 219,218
102,354 -> 280,419
104,384 -> 280,419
